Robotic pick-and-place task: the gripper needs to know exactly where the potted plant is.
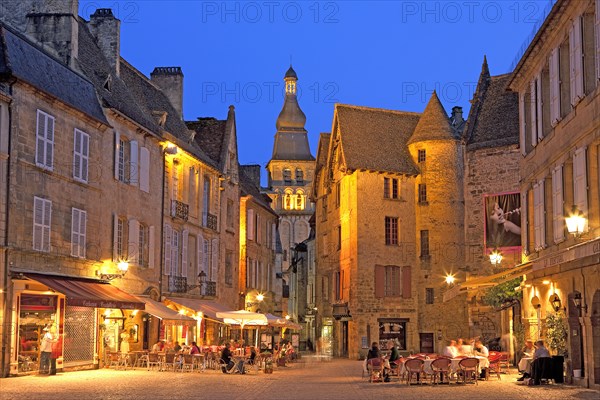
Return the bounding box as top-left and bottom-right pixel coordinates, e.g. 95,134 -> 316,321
545,312 -> 568,356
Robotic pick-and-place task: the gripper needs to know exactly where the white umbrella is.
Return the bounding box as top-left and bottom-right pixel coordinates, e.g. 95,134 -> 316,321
217,310 -> 268,347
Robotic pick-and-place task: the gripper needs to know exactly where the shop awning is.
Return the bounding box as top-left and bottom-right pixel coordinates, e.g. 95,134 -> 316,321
133,296 -> 195,326
443,262 -> 533,302
23,273 -> 145,310
165,297 -> 232,322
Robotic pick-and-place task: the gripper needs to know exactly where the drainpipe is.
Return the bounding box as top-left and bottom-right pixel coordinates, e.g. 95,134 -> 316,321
1,76 -> 16,377
158,148 -> 166,302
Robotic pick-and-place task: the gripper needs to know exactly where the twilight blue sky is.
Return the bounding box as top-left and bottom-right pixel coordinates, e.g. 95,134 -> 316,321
79,0 -> 552,180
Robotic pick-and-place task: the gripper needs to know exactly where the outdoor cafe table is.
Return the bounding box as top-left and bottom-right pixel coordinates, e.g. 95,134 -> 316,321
518,357 -> 533,374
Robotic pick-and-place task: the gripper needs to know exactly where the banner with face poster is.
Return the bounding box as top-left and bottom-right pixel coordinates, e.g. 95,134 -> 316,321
484,192 -> 522,250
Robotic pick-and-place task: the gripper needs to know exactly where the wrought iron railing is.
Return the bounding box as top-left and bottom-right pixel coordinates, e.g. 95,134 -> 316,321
206,213 -> 218,231
168,275 -> 187,293
171,200 -> 189,221
201,281 -> 216,297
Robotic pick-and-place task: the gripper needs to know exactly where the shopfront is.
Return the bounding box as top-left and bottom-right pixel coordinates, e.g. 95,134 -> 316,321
11,273 -> 144,375
164,297 -> 231,345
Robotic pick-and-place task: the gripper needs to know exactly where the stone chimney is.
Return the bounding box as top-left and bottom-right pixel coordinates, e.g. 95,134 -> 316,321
451,106 -> 464,125
0,0 -> 80,67
151,67 -> 184,118
241,165 -> 262,189
88,9 -> 121,76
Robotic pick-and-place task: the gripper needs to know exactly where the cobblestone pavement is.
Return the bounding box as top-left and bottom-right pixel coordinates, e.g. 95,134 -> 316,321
1,356 -> 599,400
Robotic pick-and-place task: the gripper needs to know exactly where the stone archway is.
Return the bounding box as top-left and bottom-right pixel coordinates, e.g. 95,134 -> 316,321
591,289 -> 600,385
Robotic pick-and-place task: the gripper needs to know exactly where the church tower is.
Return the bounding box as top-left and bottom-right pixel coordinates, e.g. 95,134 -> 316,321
267,66 -> 315,272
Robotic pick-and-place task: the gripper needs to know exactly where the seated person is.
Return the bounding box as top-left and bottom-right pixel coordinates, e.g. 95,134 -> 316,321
220,343 -> 235,372
190,342 -> 201,355
458,338 -> 472,356
522,340 -> 534,358
173,341 -> 182,352
473,340 -> 489,378
442,340 -> 459,358
367,342 -> 381,360
247,347 -> 257,365
388,340 -> 400,366
533,340 -> 550,360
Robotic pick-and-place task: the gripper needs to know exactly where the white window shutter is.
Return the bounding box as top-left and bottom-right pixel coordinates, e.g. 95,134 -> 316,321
569,17 -> 584,106
43,199 -> 51,251
33,197 -> 44,251
114,131 -> 120,180
536,75 -> 543,141
573,147 -> 589,231
203,239 -> 210,278
248,209 -> 255,240
596,0 -> 600,81
112,214 -> 119,262
171,230 -> 179,276
534,180 -> 546,250
71,208 -> 80,257
35,111 -> 46,167
148,226 -> 155,268
164,224 -> 172,276
519,93 -> 527,155
139,147 -> 150,193
181,230 -> 189,278
271,223 -> 277,250
530,79 -> 538,146
128,219 -> 140,264
522,191 -> 529,254
197,233 -> 204,276
549,49 -> 561,126
552,166 -> 565,243
73,130 -> 81,181
129,140 -> 139,185
211,238 -> 219,283
256,213 -> 261,244
45,115 -> 54,170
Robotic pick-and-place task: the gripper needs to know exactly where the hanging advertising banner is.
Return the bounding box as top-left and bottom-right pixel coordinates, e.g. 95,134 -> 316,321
484,192 -> 522,251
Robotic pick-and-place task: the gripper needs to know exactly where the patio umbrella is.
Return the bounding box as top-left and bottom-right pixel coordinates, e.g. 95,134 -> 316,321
216,310 -> 268,345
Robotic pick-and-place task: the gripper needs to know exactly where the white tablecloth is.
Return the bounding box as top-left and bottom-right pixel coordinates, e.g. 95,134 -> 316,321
518,357 -> 533,373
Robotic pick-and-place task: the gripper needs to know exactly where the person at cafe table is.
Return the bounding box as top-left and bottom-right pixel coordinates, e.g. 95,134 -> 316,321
442,340 -> 459,358
473,339 -> 489,378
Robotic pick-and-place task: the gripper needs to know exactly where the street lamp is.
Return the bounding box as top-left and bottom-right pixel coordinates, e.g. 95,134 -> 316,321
97,261 -> 129,281
573,292 -> 588,314
445,274 -> 456,286
489,249 -> 503,266
550,293 -> 563,312
565,205 -> 586,238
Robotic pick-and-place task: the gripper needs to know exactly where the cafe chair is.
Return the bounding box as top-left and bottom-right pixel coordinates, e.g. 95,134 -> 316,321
404,358 -> 425,385
431,357 -> 452,384
458,357 -> 480,385
180,354 -> 194,372
219,359 -> 238,374
147,352 -> 161,371
498,352 -> 511,374
486,352 -> 502,380
366,358 -> 384,383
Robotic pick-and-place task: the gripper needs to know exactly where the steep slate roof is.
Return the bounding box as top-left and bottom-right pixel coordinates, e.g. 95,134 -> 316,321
315,133 -> 331,169
408,91 -> 458,144
0,24 -> 106,124
239,166 -> 276,216
464,60 -> 519,150
187,117 -> 227,166
76,19 -> 156,131
335,104 -> 420,175
119,60 -> 217,168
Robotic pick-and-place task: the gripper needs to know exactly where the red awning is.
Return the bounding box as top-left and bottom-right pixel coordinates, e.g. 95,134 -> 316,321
24,273 -> 145,310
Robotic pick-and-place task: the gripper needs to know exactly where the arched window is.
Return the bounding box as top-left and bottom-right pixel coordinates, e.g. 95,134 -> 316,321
295,168 -> 304,184
284,189 -> 294,210
295,189 -> 305,210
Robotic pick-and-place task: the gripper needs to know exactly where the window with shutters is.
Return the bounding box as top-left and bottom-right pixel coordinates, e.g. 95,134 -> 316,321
552,166 -> 565,243
375,265 -> 411,299
418,184 -> 427,204
189,167 -> 198,216
570,15 -> 584,107
172,162 -> 180,201
73,129 -> 89,183
36,110 -> 55,170
33,197 -> 51,252
420,230 -> 430,257
533,180 -> 546,251
523,86 -> 533,152
225,250 -> 233,286
426,288 -> 434,304
71,208 -> 86,258
582,11 -> 597,94
541,67 -> 551,137
248,209 -> 255,241
227,199 -> 234,228
202,175 -> 211,226
138,223 -> 149,267
549,48 -> 561,127
385,217 -> 398,245
559,39 -> 571,118
256,213 -> 262,244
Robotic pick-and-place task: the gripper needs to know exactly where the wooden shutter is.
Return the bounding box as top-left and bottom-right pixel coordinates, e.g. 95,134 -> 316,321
536,74 -> 543,142
139,147 -> 150,192
522,191 -> 529,254
181,230 -> 189,278
374,265 -> 385,298
402,266 -> 411,299
71,208 -> 79,257
114,131 -> 120,180
573,147 -> 588,231
148,226 -> 155,268
35,111 -> 46,167
112,214 -> 119,262
534,180 -> 546,249
519,93 -> 527,155
530,79 -> 538,146
164,224 -> 172,276
197,233 -> 204,276
552,166 -> 565,243
256,213 -> 261,244
73,129 -> 81,181
549,48 -> 561,125
570,17 -> 584,106
211,238 -> 219,282
128,219 -> 140,264
247,209 -> 255,240
45,113 -> 54,169
271,223 -> 277,249
129,140 -> 138,185
33,197 -> 46,251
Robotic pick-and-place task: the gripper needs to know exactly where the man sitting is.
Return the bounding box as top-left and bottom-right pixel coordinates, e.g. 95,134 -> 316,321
221,343 -> 235,373
516,340 -> 534,381
442,340 -> 459,358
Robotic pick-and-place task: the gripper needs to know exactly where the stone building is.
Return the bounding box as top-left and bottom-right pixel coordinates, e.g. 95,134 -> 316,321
266,66 -> 316,320
239,165 -> 281,319
507,0 -> 600,389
